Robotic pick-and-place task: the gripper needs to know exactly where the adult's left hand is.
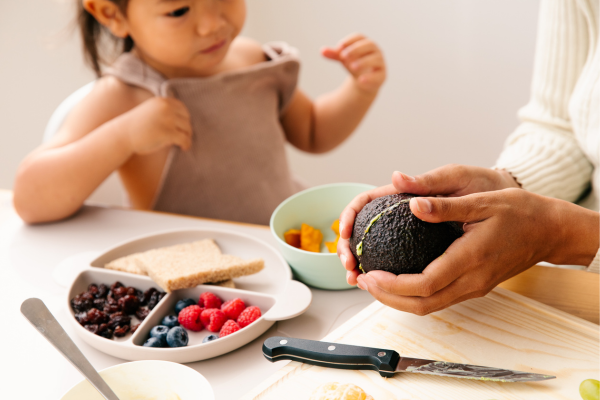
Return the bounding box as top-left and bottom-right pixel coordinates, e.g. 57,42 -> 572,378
349,188 -> 598,315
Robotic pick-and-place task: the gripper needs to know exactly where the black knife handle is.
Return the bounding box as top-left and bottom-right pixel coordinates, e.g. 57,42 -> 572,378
262,336 -> 399,377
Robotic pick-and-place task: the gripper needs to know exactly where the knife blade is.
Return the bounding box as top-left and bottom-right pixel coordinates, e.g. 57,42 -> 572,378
262,337 -> 555,382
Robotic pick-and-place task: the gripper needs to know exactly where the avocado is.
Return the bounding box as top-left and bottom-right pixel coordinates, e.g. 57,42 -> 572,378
349,193 -> 463,275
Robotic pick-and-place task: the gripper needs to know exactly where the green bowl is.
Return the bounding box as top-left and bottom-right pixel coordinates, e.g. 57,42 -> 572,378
270,182 -> 375,290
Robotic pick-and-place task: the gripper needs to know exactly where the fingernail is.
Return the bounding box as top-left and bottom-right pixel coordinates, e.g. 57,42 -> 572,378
341,254 -> 347,267
350,62 -> 359,70
414,198 -> 432,213
399,172 -> 415,181
346,270 -> 352,282
357,275 -> 368,290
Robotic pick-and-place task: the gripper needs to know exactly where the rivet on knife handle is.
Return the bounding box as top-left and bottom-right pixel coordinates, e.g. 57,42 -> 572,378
262,336 -> 399,377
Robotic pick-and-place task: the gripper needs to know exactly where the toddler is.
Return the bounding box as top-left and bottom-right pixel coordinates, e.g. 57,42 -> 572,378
14,0 -> 386,225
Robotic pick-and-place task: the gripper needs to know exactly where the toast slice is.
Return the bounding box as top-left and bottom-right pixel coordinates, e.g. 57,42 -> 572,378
104,239 -> 222,275
138,250 -> 264,292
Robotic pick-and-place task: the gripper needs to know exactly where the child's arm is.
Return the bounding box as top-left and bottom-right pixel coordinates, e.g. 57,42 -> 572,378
13,78 -> 191,224
281,33 -> 386,153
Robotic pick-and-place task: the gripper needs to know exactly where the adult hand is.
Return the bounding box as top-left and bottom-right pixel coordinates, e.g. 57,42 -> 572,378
338,165 -> 520,284
321,33 -> 386,94
123,97 -> 192,155
345,189 -> 598,315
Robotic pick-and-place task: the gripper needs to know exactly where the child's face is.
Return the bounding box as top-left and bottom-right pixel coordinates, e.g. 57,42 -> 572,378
125,0 -> 246,77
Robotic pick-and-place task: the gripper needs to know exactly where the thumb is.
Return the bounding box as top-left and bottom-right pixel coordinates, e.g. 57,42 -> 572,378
409,194 -> 492,224
321,47 -> 341,61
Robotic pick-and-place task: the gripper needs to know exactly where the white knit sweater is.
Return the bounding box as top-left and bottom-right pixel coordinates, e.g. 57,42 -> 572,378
495,0 -> 599,273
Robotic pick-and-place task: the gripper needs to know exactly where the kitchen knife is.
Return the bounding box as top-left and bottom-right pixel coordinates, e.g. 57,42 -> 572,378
262,337 -> 555,382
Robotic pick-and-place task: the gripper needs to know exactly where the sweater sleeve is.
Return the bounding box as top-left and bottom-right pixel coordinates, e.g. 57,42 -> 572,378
495,0 -> 593,202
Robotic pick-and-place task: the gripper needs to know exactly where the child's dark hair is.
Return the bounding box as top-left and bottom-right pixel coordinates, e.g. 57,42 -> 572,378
77,0 -> 134,76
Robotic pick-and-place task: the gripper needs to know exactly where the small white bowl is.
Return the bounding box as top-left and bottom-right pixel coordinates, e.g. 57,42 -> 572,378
60,360 -> 214,400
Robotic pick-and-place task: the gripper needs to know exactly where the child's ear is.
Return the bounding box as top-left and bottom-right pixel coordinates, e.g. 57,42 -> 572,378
83,0 -> 130,38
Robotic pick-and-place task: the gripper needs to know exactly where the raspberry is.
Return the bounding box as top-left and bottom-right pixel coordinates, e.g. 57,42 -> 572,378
200,308 -> 219,327
199,292 -> 222,309
221,298 -> 246,320
219,320 -> 241,338
201,309 -> 227,332
237,306 -> 261,328
177,305 -> 204,331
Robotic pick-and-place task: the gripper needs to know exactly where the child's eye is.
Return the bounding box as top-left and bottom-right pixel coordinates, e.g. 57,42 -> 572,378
168,7 -> 189,17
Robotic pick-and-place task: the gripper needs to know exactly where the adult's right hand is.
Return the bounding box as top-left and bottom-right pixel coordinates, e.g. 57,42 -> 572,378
337,164 -> 521,285
123,97 -> 192,155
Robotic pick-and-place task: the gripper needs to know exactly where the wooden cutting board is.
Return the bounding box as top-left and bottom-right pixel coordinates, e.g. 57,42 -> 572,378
242,288 -> 599,400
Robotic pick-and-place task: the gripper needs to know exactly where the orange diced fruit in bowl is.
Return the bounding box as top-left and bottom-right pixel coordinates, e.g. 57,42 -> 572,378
324,237 -> 338,253
325,219 -> 340,253
284,229 -> 301,248
330,219 -> 340,235
300,223 -> 323,252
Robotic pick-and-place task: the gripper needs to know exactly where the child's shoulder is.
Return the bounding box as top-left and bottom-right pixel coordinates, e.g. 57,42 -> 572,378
227,37 -> 268,69
90,75 -> 154,110
57,75 -> 153,141
74,75 -> 152,120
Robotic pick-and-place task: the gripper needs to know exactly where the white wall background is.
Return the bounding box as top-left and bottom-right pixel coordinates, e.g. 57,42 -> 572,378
0,0 -> 540,205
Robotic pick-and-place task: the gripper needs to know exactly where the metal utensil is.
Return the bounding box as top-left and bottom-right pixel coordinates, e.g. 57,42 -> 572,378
20,298 -> 120,400
263,336 -> 556,382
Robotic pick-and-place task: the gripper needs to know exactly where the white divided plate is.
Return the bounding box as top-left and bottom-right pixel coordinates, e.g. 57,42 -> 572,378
66,228 -> 312,363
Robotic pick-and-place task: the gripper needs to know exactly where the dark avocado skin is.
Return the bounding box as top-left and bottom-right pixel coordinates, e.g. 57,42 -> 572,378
349,193 -> 463,275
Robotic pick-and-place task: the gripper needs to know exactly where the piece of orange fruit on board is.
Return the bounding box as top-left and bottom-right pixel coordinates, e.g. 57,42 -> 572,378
283,229 -> 301,248
309,382 -> 373,400
300,223 -> 323,252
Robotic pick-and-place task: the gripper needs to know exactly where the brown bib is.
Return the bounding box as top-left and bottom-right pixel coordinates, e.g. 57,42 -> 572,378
104,42 -> 303,225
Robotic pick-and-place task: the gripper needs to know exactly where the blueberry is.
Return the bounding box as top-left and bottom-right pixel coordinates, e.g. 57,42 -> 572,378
175,298 -> 196,315
143,337 -> 165,347
166,326 -> 188,348
162,315 -> 180,328
150,325 -> 169,344
202,334 -> 218,344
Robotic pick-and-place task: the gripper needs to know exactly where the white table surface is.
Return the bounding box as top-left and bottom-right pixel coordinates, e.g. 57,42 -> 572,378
1,197 -> 374,399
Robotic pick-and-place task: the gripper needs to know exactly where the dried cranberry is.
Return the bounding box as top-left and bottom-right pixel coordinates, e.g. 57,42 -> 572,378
103,304 -> 120,314
126,287 -> 137,296
118,295 -> 139,314
84,324 -> 99,334
98,323 -> 113,339
147,291 -> 160,310
130,323 -> 140,334
110,281 -> 124,291
144,287 -> 157,300
71,292 -> 94,312
108,312 -> 131,329
106,292 -> 118,305
135,308 -> 150,321
75,312 -> 90,326
87,284 -> 99,296
87,308 -> 109,325
135,289 -> 145,305
97,284 -> 109,298
112,286 -> 128,300
114,324 -> 130,337
92,298 -> 105,309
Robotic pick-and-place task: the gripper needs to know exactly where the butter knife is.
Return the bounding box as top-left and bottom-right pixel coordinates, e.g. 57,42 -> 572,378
263,337 -> 555,382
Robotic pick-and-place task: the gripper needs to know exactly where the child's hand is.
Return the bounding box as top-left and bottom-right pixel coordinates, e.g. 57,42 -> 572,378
123,97 -> 192,155
322,33 -> 386,94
